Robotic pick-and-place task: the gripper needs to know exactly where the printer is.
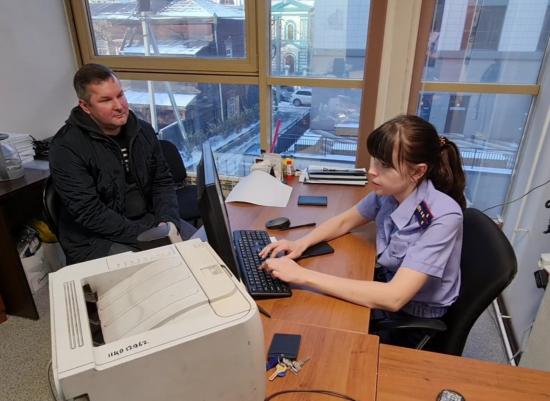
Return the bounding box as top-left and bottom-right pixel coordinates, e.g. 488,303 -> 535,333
49,239 -> 265,401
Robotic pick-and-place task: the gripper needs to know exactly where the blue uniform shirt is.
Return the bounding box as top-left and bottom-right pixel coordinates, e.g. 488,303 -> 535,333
356,179 -> 463,318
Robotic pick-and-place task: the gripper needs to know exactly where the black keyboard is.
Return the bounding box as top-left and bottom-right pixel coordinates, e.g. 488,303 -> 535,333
233,230 -> 291,299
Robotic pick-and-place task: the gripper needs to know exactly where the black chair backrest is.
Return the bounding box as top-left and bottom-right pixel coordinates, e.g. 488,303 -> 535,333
43,175 -> 61,237
426,208 -> 517,355
159,139 -> 187,184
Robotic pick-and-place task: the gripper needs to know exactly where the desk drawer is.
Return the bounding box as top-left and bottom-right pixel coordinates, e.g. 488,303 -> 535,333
0,293 -> 6,323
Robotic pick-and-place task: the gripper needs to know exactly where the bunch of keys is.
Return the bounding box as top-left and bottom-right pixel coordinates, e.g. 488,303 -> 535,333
267,357 -> 310,381
281,357 -> 310,375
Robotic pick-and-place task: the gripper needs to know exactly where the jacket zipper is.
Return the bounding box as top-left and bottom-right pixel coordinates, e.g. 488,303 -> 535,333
128,130 -> 145,197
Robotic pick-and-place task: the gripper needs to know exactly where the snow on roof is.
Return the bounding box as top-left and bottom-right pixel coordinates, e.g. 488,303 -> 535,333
125,90 -> 197,107
156,0 -> 244,19
121,39 -> 209,55
89,2 -> 136,20
90,0 -> 244,21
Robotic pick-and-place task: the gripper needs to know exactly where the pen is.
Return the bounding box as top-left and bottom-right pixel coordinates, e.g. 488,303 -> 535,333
281,222 -> 316,230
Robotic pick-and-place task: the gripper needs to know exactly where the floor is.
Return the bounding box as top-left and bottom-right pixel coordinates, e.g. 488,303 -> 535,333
0,285 -> 510,401
0,287 -> 53,401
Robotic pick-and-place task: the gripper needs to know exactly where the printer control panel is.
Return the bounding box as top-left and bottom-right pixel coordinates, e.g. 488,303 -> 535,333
106,246 -> 178,270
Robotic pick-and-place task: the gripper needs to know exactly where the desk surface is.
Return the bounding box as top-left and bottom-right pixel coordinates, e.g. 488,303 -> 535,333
262,318 -> 379,401
227,178 -> 376,333
377,344 -> 550,401
0,167 -> 49,200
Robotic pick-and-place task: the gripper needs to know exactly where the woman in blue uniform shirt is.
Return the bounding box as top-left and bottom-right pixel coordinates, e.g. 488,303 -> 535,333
260,114 -> 466,347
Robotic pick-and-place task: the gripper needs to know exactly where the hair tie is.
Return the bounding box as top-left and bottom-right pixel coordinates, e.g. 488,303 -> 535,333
439,136 -> 448,147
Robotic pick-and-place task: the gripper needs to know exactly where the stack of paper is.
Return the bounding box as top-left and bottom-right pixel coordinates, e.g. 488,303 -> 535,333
302,165 -> 367,186
4,132 -> 35,163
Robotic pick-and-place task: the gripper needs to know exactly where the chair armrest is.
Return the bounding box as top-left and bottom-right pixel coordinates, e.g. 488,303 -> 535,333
375,317 -> 447,332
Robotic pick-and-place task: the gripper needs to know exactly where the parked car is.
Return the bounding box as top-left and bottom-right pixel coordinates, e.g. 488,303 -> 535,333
278,85 -> 295,102
290,89 -> 312,106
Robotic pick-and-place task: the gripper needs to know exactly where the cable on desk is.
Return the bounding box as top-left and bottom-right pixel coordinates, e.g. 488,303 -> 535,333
265,389 -> 358,401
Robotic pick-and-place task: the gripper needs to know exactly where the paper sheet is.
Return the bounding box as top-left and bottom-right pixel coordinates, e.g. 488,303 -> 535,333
225,170 -> 292,207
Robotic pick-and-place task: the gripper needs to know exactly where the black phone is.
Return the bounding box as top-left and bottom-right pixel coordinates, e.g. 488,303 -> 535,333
297,195 -> 328,206
297,241 -> 334,260
268,333 -> 301,359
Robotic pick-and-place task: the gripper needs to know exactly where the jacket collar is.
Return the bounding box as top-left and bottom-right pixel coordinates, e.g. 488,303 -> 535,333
390,179 -> 432,230
67,106 -> 139,140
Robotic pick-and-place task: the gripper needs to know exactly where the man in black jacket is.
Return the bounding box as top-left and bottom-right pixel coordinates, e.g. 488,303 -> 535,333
49,63 -> 196,264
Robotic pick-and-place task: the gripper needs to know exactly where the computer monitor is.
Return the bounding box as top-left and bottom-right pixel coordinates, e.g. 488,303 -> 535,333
196,141 -> 241,280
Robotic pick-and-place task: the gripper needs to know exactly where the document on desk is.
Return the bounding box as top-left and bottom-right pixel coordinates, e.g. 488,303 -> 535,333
225,170 -> 292,207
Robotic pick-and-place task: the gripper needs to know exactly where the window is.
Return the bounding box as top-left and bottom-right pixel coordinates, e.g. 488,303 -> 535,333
88,1 -> 247,59
286,21 -> 296,40
121,79 -> 259,177
413,0 -> 550,217
268,0 -> 379,170
271,0 -> 371,78
423,0 -> 548,84
69,0 -> 384,175
71,0 -> 258,73
272,86 -> 362,171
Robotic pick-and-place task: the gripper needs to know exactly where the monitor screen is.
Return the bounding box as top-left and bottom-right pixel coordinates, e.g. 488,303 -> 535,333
196,141 -> 241,280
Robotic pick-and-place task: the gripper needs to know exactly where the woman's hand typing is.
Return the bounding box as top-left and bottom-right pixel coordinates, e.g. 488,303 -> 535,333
259,238 -> 309,260
261,257 -> 309,285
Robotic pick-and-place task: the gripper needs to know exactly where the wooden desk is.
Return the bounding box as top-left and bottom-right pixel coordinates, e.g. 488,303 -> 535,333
0,167 -> 49,319
262,318 -> 379,401
377,344 -> 550,401
227,178 -> 376,333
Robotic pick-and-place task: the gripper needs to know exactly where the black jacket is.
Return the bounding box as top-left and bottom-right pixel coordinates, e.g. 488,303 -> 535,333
49,107 -> 181,264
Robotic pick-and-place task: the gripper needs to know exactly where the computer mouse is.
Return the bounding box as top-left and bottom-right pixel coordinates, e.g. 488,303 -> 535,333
265,217 -> 291,230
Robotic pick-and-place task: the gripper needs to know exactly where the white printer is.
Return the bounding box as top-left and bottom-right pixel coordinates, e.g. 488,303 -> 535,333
49,239 -> 265,401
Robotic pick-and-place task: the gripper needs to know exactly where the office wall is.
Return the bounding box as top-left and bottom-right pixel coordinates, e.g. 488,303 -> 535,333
502,53 -> 550,352
0,1 -> 77,140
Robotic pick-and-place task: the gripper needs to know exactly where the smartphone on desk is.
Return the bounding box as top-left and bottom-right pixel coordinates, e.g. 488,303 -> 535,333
297,195 -> 328,206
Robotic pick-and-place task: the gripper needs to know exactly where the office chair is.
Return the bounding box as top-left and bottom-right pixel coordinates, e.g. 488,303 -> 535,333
373,208 -> 517,355
159,140 -> 201,227
42,175 -> 61,237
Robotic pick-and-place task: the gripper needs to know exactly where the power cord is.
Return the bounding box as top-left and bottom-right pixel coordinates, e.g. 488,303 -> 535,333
265,389 -> 358,401
47,360 -> 61,401
482,177 -> 550,213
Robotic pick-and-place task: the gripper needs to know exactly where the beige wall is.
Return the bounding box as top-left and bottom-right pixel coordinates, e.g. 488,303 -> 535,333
0,0 -> 77,140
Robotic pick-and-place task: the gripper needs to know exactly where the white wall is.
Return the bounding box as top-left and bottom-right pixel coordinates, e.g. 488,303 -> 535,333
502,53 -> 550,351
0,1 -> 77,140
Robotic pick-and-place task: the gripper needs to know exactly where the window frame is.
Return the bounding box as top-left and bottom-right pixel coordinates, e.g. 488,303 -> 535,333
67,0 -> 387,170
408,0 -> 541,115
69,0 -> 259,74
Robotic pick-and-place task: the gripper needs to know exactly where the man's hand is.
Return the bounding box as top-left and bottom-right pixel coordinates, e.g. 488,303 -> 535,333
159,221 -> 183,243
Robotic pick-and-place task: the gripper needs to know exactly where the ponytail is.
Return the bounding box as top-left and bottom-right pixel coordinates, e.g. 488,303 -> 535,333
428,136 -> 466,209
